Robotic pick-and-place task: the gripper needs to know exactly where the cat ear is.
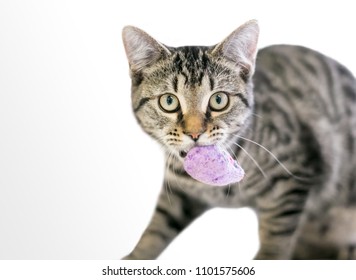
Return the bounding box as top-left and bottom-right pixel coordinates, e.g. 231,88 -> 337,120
210,20 -> 259,77
122,26 -> 171,72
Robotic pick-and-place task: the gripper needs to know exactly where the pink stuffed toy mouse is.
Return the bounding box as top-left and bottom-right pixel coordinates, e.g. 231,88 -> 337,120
183,145 -> 244,186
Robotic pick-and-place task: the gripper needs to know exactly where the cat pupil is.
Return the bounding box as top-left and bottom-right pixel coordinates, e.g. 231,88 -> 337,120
166,95 -> 173,106
215,95 -> 222,104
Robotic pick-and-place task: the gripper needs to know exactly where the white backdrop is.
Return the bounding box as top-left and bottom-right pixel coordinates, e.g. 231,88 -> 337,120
0,0 -> 355,260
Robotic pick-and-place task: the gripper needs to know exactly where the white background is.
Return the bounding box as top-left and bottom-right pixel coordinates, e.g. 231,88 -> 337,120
0,0 -> 355,260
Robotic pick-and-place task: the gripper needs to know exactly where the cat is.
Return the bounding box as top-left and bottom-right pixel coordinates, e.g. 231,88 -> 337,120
121,20 -> 356,259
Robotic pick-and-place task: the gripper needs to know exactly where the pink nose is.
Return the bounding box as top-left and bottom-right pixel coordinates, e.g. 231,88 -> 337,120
188,133 -> 201,141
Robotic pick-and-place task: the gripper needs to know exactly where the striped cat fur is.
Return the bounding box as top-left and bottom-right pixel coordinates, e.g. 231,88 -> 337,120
122,20 -> 356,259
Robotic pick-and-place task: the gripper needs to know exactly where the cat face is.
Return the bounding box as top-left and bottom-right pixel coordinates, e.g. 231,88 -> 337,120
122,21 -> 259,160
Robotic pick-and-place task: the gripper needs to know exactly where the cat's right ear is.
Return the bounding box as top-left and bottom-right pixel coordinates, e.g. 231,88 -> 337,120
122,26 -> 171,73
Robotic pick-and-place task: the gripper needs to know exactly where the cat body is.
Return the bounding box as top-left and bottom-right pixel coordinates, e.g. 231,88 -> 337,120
122,21 -> 356,259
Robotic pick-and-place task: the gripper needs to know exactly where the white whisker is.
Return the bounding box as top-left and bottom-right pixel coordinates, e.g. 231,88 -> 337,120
251,112 -> 263,119
226,183 -> 231,198
236,135 -> 303,180
219,142 -> 249,196
165,181 -> 172,205
164,153 -> 174,205
167,152 -> 186,194
233,142 -> 267,179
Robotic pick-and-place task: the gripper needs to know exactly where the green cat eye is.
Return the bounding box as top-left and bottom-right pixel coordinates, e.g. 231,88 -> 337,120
209,92 -> 229,111
158,93 -> 180,113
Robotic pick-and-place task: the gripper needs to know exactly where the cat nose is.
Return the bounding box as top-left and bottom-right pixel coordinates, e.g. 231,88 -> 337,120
182,113 -> 206,142
188,132 -> 201,142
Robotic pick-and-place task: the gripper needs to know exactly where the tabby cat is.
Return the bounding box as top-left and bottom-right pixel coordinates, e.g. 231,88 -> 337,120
121,20 -> 356,259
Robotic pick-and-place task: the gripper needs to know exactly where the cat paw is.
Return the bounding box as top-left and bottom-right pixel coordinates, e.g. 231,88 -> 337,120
121,253 -> 136,260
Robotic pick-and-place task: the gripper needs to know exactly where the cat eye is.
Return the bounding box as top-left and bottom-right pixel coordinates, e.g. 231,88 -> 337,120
158,93 -> 180,113
209,92 -> 229,111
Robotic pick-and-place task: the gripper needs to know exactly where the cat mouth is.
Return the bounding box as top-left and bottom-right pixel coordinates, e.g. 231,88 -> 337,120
179,143 -> 212,158
179,150 -> 187,158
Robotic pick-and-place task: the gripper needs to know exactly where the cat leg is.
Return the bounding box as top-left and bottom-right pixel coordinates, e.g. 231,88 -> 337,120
338,245 -> 356,259
291,206 -> 356,259
123,185 -> 209,260
255,223 -> 301,259
254,206 -> 306,259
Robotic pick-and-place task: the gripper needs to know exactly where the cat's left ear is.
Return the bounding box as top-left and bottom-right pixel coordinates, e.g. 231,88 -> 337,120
210,20 -> 259,78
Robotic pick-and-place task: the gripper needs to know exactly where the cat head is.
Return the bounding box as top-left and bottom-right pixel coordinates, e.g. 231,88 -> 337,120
122,20 -> 259,160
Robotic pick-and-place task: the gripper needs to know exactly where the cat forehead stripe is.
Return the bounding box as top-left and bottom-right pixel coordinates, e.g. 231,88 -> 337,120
172,47 -> 211,86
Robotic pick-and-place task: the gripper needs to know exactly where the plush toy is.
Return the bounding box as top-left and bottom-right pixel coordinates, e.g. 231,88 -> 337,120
183,145 -> 245,186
